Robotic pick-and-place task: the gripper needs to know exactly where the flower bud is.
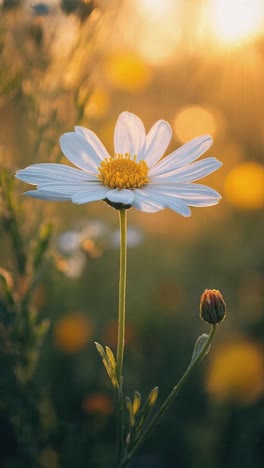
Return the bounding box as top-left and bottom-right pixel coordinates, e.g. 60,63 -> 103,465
200,289 -> 226,324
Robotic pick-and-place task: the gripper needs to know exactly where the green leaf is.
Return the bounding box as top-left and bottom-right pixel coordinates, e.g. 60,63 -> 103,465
0,268 -> 15,307
105,345 -> 118,388
126,396 -> 135,428
191,333 -> 210,364
33,223 -> 53,271
95,342 -> 111,377
105,346 -> 117,373
95,342 -> 119,388
137,386 -> 159,432
132,391 -> 141,416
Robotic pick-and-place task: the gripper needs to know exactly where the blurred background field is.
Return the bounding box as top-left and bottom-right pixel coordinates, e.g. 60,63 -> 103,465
0,1 -> 264,467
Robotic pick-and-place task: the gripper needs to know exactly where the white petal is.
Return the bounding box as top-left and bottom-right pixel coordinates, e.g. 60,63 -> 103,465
142,185 -> 219,212
114,112 -> 146,157
140,187 -> 192,216
165,197 -> 191,217
37,181 -> 101,195
72,186 -> 109,205
15,163 -> 95,185
24,190 -> 70,201
149,135 -> 213,177
151,158 -> 222,183
183,198 -> 220,207
106,189 -> 135,205
59,133 -> 101,173
133,189 -> 164,213
147,183 -> 221,200
74,126 -> 110,160
133,187 -> 191,216
140,120 -> 172,165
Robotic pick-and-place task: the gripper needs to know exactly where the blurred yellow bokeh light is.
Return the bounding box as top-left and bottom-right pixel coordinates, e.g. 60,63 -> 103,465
82,393 -> 114,415
174,106 -> 216,143
84,88 -> 110,119
105,51 -> 151,92
224,162 -> 264,210
209,0 -> 264,46
207,340 -> 264,404
55,313 -> 93,353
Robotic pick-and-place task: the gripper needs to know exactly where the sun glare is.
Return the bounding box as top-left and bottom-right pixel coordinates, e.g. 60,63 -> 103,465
137,0 -> 175,18
121,0 -> 182,64
209,0 -> 264,46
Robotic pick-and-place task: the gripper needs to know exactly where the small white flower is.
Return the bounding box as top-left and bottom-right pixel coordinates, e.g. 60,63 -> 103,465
109,227 -> 144,249
16,111 -> 222,216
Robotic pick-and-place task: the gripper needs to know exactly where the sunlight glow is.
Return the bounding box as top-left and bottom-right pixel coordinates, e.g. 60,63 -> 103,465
210,0 -> 264,45
121,0 -> 182,64
207,340 -> 264,403
174,106 -> 216,143
105,51 -> 151,91
224,162 -> 264,210
137,0 -> 176,18
84,88 -> 110,119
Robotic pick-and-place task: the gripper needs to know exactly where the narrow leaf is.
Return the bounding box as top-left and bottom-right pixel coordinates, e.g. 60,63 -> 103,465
105,346 -> 118,388
95,341 -> 107,360
95,342 -> 112,380
132,391 -> 141,416
126,397 -> 135,428
33,223 -> 53,271
95,342 -> 119,388
137,386 -> 159,432
191,333 -> 210,364
105,346 -> 117,372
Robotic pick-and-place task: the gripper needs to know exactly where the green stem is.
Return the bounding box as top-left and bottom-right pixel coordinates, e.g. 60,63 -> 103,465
116,209 -> 127,463
120,324 -> 217,468
116,209 -> 127,384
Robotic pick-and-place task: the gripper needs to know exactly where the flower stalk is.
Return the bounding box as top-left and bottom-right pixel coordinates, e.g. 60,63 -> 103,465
116,208 -> 127,462
116,209 -> 127,384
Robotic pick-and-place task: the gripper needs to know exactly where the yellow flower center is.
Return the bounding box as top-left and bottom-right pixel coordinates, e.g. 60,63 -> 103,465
98,153 -> 149,189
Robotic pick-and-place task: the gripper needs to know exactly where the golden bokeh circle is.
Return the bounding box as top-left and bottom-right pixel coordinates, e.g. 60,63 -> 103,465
224,162 -> 264,210
206,340 -> 264,404
104,51 -> 151,92
174,106 -> 216,143
54,313 -> 93,353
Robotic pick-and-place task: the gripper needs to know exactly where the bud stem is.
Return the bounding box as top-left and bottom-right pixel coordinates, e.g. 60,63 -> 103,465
119,324 -> 217,467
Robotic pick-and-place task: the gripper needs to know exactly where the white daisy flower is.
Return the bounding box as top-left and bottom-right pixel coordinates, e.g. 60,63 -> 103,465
15,111 -> 222,216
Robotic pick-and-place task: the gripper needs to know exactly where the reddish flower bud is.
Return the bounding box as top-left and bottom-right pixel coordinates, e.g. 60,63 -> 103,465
200,289 -> 226,325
